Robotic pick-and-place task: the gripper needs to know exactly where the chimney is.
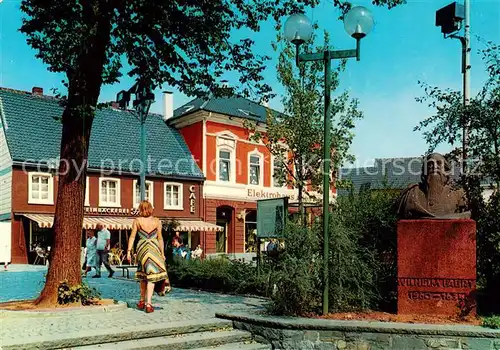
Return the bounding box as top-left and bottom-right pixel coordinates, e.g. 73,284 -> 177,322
163,91 -> 173,121
32,87 -> 43,95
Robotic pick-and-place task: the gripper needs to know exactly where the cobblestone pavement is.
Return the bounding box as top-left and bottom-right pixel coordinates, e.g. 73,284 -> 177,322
0,267 -> 265,346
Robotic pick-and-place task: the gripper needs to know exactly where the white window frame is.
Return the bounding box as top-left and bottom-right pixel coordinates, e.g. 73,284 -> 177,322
216,132 -> 237,184
164,182 -> 183,210
217,147 -> 236,183
84,177 -> 90,206
28,172 -> 54,205
248,149 -> 264,186
271,153 -> 288,188
98,177 -> 121,207
133,179 -> 154,208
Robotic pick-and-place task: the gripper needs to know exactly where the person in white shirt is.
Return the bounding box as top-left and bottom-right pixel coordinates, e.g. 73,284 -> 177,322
94,223 -> 115,278
192,245 -> 203,260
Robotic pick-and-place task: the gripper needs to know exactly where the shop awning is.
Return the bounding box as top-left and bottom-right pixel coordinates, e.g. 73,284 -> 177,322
175,220 -> 224,232
20,214 -> 134,230
20,214 -> 224,232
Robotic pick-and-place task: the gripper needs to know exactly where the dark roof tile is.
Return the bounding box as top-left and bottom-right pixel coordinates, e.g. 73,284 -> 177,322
0,88 -> 202,179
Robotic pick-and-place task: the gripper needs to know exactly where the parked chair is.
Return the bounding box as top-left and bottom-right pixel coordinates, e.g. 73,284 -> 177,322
33,247 -> 47,265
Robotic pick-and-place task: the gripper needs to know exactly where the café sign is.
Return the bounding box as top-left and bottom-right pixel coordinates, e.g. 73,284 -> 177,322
189,185 -> 196,214
84,207 -> 139,216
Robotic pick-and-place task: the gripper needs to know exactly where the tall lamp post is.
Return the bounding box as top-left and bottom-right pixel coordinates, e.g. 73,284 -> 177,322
116,81 -> 155,201
435,1 -> 471,171
284,6 -> 374,315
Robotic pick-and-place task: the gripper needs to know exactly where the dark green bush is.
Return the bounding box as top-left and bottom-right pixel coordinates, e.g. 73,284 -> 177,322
482,315 -> 500,329
267,222 -> 322,315
57,280 -> 101,305
168,256 -> 268,297
334,188 -> 399,311
268,187 -> 399,316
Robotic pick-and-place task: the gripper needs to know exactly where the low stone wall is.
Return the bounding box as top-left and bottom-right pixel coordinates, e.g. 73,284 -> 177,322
216,312 -> 500,350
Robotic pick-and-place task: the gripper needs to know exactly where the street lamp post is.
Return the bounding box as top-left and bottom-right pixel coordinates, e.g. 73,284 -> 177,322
117,81 -> 155,201
435,1 -> 471,171
284,7 -> 373,315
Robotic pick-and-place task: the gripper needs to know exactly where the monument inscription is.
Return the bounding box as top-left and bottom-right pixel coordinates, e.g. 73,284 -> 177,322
397,219 -> 476,315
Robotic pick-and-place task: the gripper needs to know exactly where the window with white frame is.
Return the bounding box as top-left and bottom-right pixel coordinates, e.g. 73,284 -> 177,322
164,183 -> 183,210
99,178 -> 120,207
249,155 -> 261,185
28,172 -> 54,205
133,180 -> 154,207
84,177 -> 90,206
219,150 -> 232,182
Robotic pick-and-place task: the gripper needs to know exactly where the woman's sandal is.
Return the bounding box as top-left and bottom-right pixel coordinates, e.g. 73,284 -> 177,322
145,303 -> 154,313
137,300 -> 145,310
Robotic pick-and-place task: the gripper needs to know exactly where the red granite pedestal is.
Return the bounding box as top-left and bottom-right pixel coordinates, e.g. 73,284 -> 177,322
397,219 -> 476,316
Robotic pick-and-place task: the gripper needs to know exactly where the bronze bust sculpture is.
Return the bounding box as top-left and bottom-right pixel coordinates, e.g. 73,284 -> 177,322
396,153 -> 470,219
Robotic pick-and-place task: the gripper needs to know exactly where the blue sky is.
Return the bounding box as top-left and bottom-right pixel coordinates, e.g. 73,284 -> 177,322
0,0 -> 499,167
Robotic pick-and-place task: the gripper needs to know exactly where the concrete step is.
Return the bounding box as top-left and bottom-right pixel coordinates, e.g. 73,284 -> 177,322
2,318 -> 234,350
72,330 -> 253,350
191,341 -> 272,349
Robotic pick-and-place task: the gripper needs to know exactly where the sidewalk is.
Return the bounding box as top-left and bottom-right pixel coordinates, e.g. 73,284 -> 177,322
0,267 -> 266,348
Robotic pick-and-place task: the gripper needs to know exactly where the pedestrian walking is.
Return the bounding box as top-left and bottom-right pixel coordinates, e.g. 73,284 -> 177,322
94,223 -> 115,278
83,230 -> 97,277
127,200 -> 171,313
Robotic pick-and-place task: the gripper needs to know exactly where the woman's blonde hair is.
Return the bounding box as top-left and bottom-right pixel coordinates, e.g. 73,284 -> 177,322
138,200 -> 154,217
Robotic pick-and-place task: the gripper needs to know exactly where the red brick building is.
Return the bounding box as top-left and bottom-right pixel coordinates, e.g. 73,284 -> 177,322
0,88 -> 220,264
169,96 -> 333,257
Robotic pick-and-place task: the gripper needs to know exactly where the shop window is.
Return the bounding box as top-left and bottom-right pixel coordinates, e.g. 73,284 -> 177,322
218,150 -> 232,182
133,180 -> 154,207
164,182 -> 183,210
249,154 -> 261,185
99,177 -> 121,207
28,172 -> 54,205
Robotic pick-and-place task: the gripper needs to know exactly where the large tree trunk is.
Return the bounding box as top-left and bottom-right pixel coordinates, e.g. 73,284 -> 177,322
35,5 -> 113,306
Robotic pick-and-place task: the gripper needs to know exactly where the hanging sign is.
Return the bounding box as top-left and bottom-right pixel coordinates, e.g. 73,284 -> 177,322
189,185 -> 196,214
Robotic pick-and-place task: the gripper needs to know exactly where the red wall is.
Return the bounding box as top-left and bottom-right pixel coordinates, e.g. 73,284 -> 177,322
11,168 -> 203,219
179,121 -> 203,170
206,121 -> 273,186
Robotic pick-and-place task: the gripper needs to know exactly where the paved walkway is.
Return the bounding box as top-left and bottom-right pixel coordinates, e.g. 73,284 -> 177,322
0,266 -> 265,347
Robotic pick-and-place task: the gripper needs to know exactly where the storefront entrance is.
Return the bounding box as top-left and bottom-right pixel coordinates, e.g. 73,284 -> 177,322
216,206 -> 233,253
245,210 -> 257,252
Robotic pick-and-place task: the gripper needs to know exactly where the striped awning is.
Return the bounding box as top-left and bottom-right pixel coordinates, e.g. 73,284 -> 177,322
176,220 -> 224,232
20,214 -> 224,232
20,213 -> 134,230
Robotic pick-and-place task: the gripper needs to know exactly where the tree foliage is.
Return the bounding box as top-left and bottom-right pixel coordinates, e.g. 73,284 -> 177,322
415,42 -> 500,187
246,29 -> 363,219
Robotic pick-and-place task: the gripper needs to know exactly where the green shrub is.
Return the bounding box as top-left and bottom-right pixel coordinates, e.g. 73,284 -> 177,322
168,257 -> 268,297
465,178 -> 500,314
268,187 -> 399,316
267,222 -> 322,315
482,315 -> 500,329
57,280 -> 101,305
334,187 -> 399,311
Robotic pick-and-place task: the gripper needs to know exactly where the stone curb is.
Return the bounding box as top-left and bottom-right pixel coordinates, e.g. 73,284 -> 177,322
216,312 -> 500,339
0,301 -> 127,318
1,318 -> 233,349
